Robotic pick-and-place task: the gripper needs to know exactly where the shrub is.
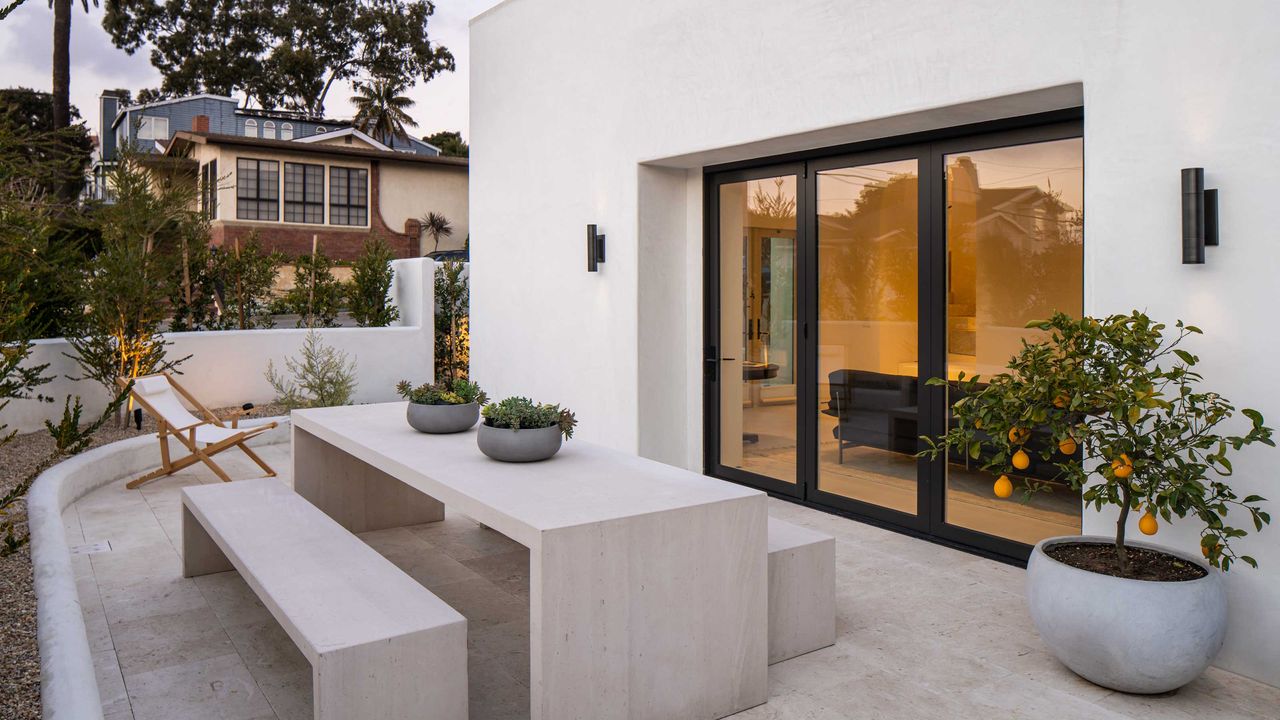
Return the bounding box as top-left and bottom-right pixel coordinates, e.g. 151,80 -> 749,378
283,247 -> 344,328
348,237 -> 400,327
265,331 -> 357,409
481,396 -> 576,439
396,377 -> 486,405
215,231 -> 282,330
168,219 -> 219,332
921,312 -> 1273,572
435,260 -> 469,383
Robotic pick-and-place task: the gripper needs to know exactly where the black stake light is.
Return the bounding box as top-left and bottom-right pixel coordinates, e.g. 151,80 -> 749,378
587,224 -> 606,272
1182,168 -> 1219,264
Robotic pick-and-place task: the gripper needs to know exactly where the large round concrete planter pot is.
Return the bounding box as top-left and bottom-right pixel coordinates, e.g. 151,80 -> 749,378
477,423 -> 563,462
1027,535 -> 1227,694
406,402 -> 479,434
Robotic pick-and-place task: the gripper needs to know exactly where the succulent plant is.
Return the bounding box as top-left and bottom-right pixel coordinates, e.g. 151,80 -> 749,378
396,377 -> 487,406
481,396 -> 577,440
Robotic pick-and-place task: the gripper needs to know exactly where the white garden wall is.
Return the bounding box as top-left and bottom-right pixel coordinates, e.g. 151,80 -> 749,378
1,258 -> 434,434
470,0 -> 1280,686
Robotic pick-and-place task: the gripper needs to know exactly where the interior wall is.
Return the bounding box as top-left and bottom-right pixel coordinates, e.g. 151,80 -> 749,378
471,0 -> 1280,686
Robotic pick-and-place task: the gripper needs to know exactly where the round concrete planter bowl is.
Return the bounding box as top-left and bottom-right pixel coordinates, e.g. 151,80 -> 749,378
477,423 -> 563,462
1026,535 -> 1227,694
406,402 -> 480,434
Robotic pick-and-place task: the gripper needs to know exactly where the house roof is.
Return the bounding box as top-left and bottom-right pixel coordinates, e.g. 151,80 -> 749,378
112,93 -> 238,129
165,131 -> 469,168
294,127 -> 393,151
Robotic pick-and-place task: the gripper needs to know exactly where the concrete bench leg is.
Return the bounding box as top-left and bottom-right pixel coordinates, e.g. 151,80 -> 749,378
313,621 -> 468,720
182,504 -> 234,578
768,535 -> 836,664
293,427 -> 445,533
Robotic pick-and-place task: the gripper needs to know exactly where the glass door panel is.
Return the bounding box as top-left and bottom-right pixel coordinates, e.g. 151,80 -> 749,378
814,159 -> 920,513
943,137 -> 1084,543
718,176 -> 798,484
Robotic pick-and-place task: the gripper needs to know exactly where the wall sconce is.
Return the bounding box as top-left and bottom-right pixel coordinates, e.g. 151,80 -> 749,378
1182,168 -> 1219,264
587,224 -> 606,272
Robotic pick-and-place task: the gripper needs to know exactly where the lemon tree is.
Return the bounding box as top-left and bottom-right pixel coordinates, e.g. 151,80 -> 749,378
921,311 -> 1273,573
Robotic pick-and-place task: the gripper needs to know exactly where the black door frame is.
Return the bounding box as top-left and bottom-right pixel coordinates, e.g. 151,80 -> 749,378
703,161 -> 807,499
703,108 -> 1084,563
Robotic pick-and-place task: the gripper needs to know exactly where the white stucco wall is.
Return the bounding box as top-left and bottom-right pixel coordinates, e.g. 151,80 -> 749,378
1,259 -> 434,434
470,0 -> 1280,686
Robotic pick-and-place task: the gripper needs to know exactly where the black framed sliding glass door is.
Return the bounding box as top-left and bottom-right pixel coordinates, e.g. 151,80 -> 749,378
705,114 -> 1085,560
706,164 -> 804,497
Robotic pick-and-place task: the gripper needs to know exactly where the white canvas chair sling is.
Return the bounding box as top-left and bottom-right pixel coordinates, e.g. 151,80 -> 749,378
121,373 -> 277,489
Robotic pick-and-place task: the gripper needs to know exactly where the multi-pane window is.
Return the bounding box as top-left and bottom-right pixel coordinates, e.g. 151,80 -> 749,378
329,166 -> 368,226
284,162 -> 324,224
244,119 -> 258,138
263,121 -> 277,140
200,160 -> 218,219
137,115 -> 168,141
236,158 -> 279,221
281,123 -> 294,140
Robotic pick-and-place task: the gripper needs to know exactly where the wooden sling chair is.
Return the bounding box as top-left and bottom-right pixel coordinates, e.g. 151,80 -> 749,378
121,372 -> 278,490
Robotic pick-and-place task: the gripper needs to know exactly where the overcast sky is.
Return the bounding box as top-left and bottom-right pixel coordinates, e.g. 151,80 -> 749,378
0,0 -> 503,140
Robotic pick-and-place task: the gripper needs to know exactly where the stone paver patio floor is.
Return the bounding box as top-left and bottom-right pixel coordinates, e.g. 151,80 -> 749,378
65,439 -> 1280,719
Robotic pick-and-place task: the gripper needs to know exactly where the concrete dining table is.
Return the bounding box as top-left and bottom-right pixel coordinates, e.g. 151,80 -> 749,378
289,402 -> 769,720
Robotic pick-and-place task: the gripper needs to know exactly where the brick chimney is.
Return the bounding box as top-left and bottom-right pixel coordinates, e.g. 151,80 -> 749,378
192,114 -> 210,133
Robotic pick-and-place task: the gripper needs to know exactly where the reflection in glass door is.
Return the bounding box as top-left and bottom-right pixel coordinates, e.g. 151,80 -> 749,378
942,137 -> 1084,545
815,159 -> 920,514
706,118 -> 1085,558
717,175 -> 798,485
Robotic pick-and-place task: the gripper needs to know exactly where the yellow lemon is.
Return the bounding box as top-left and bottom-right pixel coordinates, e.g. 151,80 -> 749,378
1008,427 -> 1030,445
973,419 -> 982,430
993,474 -> 1014,498
1138,511 -> 1158,536
1058,437 -> 1078,455
1011,449 -> 1031,470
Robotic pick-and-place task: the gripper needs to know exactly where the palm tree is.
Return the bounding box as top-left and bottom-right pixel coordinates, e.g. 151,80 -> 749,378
46,0 -> 98,129
420,211 -> 453,256
351,78 -> 416,146
0,0 -> 93,127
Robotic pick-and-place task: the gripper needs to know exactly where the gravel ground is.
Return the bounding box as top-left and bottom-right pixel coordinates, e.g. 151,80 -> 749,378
0,403 -> 287,720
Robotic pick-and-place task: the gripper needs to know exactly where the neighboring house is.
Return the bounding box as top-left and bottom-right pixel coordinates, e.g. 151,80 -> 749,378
88,91 -> 465,261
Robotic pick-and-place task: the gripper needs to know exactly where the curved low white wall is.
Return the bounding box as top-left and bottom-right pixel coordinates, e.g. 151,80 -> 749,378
28,419 -> 289,720
2,258 -> 435,434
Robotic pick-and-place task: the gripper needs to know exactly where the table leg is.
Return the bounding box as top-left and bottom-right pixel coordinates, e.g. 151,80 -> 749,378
292,426 -> 445,532
531,495 -> 768,720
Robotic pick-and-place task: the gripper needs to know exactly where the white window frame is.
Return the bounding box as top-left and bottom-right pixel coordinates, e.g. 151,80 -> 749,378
263,120 -> 276,139
281,122 -> 294,140
244,118 -> 258,138
315,126 -> 327,134
137,115 -> 169,141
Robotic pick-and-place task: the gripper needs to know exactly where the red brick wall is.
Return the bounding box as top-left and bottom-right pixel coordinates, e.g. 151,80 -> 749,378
209,161 -> 421,261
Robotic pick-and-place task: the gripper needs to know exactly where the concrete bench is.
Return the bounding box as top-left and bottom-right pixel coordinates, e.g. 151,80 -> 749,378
181,478 -> 467,720
768,517 -> 836,664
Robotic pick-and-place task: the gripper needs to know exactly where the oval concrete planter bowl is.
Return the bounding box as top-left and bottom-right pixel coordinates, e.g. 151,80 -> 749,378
477,423 -> 563,462
406,402 -> 479,434
1026,535 -> 1226,694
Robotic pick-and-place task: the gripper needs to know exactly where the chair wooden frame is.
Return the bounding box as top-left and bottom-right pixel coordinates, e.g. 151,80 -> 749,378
121,372 -> 278,490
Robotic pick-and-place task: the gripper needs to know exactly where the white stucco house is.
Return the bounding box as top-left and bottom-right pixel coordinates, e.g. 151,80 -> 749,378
468,0 -> 1280,690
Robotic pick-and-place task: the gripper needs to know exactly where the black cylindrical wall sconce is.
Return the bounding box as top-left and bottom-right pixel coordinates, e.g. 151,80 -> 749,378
1182,168 -> 1219,264
587,224 -> 606,271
